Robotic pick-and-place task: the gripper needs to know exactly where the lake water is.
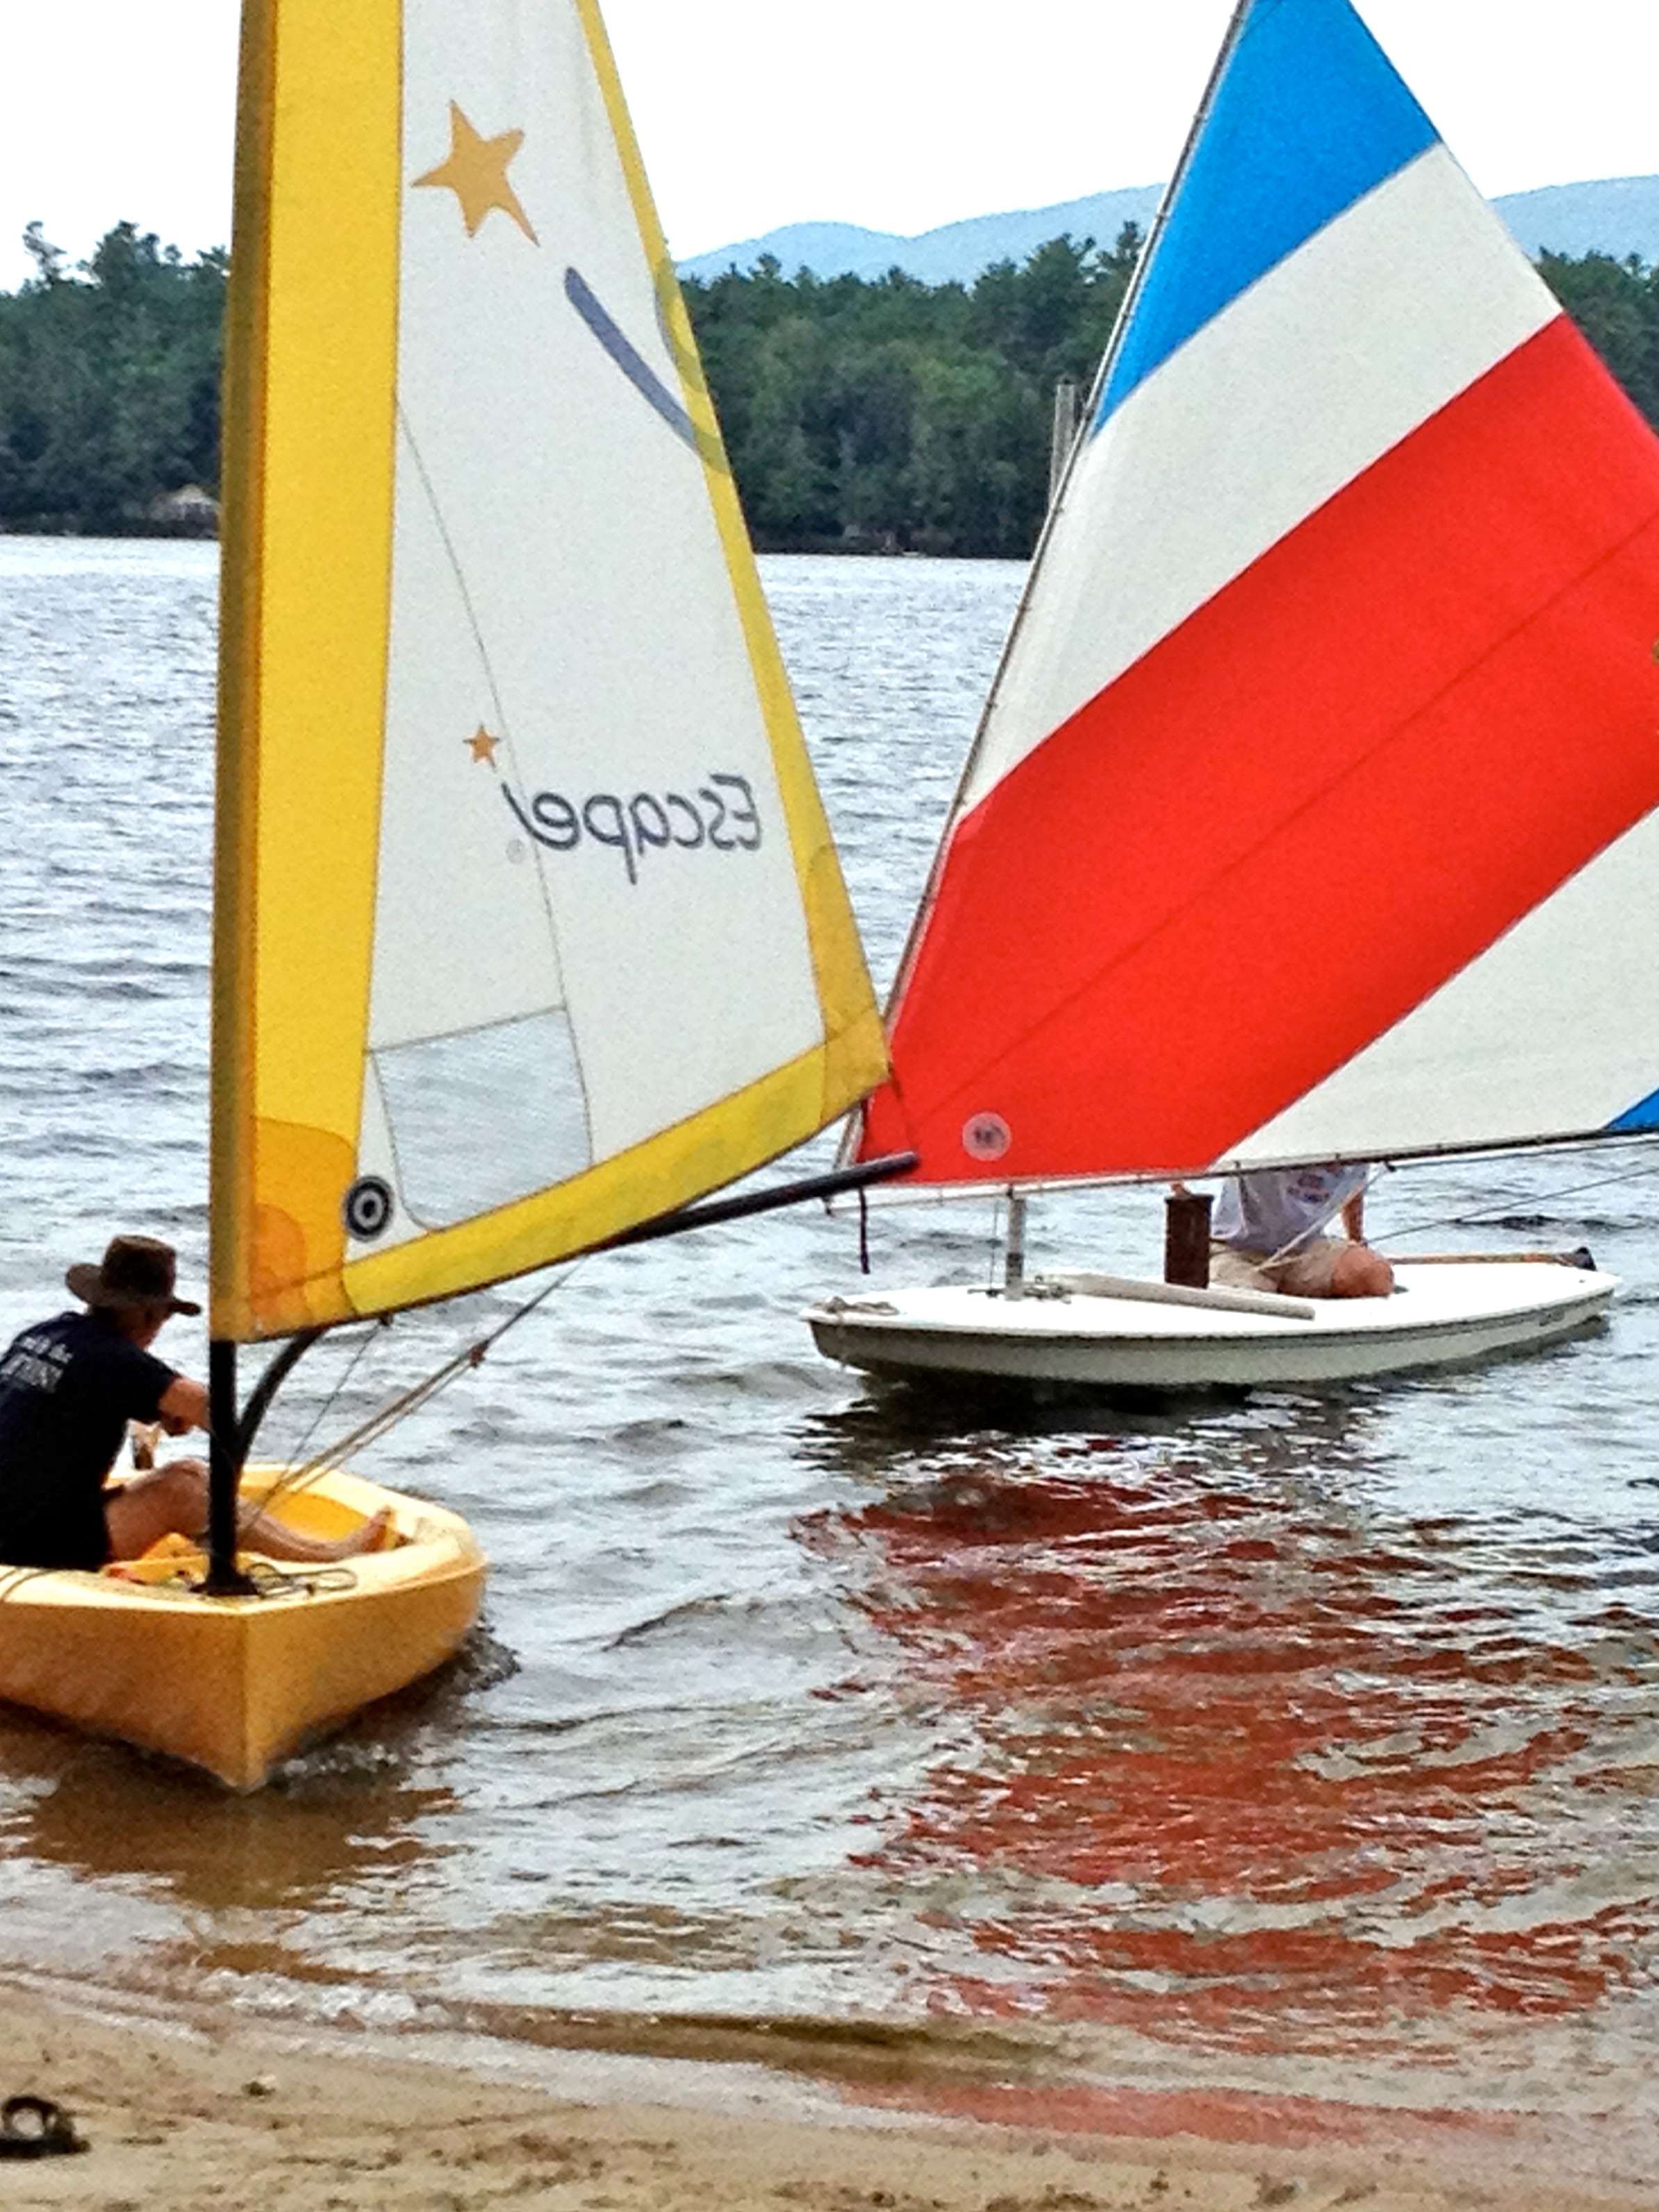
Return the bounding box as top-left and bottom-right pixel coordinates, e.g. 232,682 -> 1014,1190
3,538 -> 1659,2143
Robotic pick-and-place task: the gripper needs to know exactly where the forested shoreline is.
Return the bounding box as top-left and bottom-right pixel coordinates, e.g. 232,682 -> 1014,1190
3,218 -> 1658,554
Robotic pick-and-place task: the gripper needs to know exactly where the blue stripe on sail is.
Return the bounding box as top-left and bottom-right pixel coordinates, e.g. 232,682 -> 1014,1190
1608,1088 -> 1659,1133
566,266 -> 699,452
1096,0 -> 1439,427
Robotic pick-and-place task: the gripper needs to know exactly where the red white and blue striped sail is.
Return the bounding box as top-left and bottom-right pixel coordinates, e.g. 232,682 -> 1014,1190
858,0 -> 1659,1186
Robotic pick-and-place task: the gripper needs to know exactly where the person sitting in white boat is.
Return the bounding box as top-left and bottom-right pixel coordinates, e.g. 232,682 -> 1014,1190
1209,1166 -> 1394,1300
0,1236 -> 387,1572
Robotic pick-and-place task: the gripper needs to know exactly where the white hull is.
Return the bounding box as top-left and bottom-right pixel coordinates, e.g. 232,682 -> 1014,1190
806,1262 -> 1617,1392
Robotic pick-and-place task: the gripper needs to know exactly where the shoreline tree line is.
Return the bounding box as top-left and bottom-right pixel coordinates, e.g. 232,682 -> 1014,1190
2,217 -> 1658,555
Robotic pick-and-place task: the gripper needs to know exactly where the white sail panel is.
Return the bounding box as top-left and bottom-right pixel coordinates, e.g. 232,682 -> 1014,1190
1230,802 -> 1659,1164
360,0 -> 824,1238
961,148 -> 1557,815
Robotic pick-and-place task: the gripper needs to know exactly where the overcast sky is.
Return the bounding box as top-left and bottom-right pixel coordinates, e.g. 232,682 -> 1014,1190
2,1 -> 1656,288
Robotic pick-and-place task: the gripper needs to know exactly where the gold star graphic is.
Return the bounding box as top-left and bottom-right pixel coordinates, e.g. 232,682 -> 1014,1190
465,725 -> 502,765
414,104 -> 539,244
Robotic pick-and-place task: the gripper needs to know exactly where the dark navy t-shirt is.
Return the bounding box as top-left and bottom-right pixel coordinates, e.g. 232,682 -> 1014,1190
0,1311 -> 177,1570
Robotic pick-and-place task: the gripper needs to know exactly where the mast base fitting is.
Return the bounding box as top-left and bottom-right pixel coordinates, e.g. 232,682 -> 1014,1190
197,1565 -> 261,1599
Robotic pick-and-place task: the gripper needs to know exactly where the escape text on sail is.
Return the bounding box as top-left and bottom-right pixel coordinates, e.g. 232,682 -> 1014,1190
501,773 -> 763,883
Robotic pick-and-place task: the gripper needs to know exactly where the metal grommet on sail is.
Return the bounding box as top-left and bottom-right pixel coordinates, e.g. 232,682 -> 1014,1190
962,1113 -> 1012,1162
342,1177 -> 395,1241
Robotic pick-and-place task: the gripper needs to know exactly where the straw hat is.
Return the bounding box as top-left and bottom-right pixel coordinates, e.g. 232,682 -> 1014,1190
65,1236 -> 201,1317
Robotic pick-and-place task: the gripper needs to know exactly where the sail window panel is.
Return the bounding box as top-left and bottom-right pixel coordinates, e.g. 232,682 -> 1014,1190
372,1011 -> 591,1230
1231,802 -> 1659,1164
965,147 -> 1558,816
347,1056 -> 427,1256
373,0 -> 827,1194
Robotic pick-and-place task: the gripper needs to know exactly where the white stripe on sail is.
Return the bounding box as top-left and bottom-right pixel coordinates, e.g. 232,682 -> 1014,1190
363,0 -> 825,1230
961,146 -> 1558,815
1230,801 -> 1659,1164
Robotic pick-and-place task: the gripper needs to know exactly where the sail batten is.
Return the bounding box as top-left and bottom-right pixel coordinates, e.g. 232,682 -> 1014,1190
215,0 -> 884,1342
857,0 -> 1659,1194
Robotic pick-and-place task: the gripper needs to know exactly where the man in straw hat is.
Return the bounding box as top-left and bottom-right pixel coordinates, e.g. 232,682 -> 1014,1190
0,1236 -> 385,1572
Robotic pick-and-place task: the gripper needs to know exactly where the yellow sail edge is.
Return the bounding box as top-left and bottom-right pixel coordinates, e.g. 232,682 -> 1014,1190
227,1012 -> 886,1340
213,0 -> 403,1342
211,0 -> 276,1339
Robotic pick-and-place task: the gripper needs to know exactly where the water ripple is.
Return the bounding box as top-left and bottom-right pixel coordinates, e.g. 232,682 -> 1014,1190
1,542 -> 1658,2121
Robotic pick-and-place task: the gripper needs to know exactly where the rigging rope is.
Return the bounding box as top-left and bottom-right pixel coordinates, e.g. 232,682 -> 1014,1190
1382,1151 -> 1659,1243
249,1253 -> 591,1521
232,1317 -> 394,1540
270,1317 -> 390,1478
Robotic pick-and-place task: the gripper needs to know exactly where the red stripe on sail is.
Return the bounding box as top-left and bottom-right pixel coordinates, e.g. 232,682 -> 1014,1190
862,316 -> 1659,1180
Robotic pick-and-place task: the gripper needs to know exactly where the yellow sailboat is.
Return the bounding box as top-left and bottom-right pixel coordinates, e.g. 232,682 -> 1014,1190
0,0 -> 892,1789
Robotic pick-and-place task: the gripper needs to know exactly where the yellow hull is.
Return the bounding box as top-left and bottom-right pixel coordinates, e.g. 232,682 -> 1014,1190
0,1467 -> 486,1790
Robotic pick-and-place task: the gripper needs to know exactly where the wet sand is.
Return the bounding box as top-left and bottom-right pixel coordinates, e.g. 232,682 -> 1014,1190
0,1986 -> 1649,2212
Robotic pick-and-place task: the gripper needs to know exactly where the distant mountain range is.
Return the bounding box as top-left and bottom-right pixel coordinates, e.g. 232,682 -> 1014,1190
679,176 -> 1659,286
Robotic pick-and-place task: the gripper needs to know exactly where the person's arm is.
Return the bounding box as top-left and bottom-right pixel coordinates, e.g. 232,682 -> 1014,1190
157,1373 -> 209,1435
1342,1191 -> 1366,1242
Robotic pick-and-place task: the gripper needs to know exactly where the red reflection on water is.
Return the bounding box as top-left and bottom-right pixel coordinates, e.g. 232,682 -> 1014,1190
845,2070 -> 1646,2205
807,1452 -> 1643,2057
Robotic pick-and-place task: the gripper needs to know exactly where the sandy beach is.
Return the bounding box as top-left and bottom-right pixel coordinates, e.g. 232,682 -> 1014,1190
0,1985 -> 1650,2212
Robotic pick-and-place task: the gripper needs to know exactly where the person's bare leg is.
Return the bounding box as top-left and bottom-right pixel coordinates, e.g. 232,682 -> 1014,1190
106,1460 -> 390,1563
1274,1238 -> 1394,1301
104,1462 -> 210,1559
1330,1243 -> 1394,1298
242,1501 -> 392,1562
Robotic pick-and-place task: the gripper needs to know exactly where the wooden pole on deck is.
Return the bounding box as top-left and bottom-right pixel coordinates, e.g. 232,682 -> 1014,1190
1164,1189 -> 1214,1289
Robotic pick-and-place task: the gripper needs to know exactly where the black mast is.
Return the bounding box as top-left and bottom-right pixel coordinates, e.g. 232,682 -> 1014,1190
204,1339 -> 253,1596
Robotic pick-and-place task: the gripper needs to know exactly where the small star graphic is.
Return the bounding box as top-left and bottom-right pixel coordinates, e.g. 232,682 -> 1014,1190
466,726 -> 501,765
414,103 -> 539,244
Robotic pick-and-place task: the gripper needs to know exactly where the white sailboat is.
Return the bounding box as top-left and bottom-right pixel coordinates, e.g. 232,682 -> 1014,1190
0,0 -> 895,1785
808,0 -> 1659,1395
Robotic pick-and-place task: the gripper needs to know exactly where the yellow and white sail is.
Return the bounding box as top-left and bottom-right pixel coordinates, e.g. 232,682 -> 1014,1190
213,0 -> 885,1341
